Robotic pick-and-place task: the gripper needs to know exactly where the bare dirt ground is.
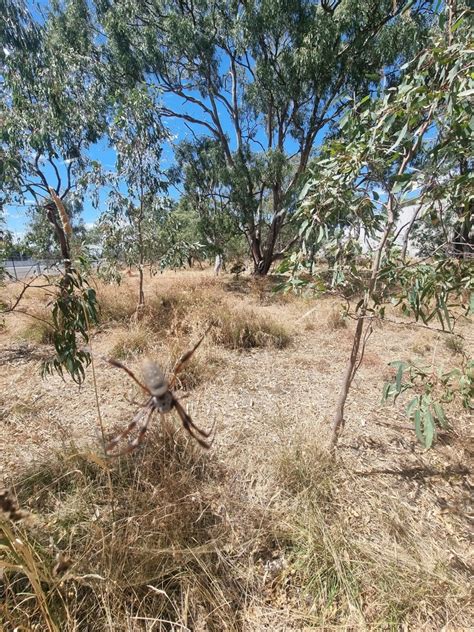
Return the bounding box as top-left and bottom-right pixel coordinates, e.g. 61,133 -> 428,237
1,268 -> 472,630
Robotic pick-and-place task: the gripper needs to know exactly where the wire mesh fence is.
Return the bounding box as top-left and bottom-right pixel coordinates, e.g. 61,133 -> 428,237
1,258 -> 105,281
1,258 -> 63,280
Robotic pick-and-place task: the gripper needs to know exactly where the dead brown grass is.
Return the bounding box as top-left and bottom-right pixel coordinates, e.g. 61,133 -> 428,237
1,430 -> 291,631
95,279 -> 137,323
210,306 -> 291,350
108,324 -> 152,359
327,306 -> 347,330
1,269 -> 472,631
271,433 -> 472,629
3,426 -> 471,631
96,275 -> 292,352
15,307 -> 55,345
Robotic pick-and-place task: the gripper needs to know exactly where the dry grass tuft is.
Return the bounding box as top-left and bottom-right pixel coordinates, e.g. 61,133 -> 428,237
95,280 -> 137,323
211,306 -> 291,350
2,424 -> 471,630
1,431 -> 288,631
145,288 -> 196,335
16,308 -> 55,345
223,275 -> 296,306
327,307 -> 347,330
109,324 -> 152,359
444,334 -> 465,355
274,435 -> 335,499
98,278 -> 292,352
268,433 -> 472,629
411,340 -> 432,356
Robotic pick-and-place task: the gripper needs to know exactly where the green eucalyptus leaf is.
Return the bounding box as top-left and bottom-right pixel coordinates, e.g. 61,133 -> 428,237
424,410 -> 435,448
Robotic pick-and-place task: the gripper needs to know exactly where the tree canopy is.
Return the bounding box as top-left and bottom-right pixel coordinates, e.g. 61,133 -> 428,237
93,0 -> 435,272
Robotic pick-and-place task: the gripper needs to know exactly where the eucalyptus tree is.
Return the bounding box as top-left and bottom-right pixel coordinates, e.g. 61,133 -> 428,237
21,200 -> 88,260
293,3 -> 473,449
1,0 -> 107,252
175,138 -> 247,262
95,0 -> 434,274
99,87 -> 169,310
1,0 -> 106,382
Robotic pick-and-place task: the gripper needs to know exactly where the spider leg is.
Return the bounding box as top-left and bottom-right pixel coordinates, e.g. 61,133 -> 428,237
105,406 -> 153,454
168,324 -> 212,389
124,394 -> 150,407
121,407 -> 155,455
173,399 -> 214,449
108,358 -> 151,394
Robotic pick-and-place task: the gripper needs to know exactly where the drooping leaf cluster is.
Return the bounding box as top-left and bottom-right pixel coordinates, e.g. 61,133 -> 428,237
42,262 -> 99,384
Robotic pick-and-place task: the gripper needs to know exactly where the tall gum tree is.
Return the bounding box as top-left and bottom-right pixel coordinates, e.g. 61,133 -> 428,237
95,0 -> 434,273
99,87 -> 169,311
1,0 -> 107,382
1,0 -> 107,262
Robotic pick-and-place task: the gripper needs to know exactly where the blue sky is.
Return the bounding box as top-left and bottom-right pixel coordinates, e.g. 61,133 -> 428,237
5,79 -> 312,239
4,0 -> 324,240
5,0 -> 411,240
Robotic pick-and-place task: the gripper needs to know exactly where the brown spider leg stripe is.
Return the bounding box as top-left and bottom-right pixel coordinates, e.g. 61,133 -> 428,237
106,403 -> 153,454
108,358 -> 151,394
168,324 -> 212,389
174,399 -> 214,449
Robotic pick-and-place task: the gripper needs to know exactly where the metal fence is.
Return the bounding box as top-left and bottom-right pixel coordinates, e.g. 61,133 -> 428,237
2,258 -> 65,280
1,258 -> 107,281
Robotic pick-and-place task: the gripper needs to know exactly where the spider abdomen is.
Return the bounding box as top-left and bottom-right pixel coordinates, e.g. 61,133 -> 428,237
142,359 -> 168,396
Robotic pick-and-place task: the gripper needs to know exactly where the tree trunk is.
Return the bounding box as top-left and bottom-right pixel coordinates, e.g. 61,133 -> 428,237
329,317 -> 365,450
452,159 -> 473,258
329,194 -> 396,449
44,199 -> 72,274
136,177 -> 145,311
138,265 -> 145,307
251,215 -> 284,275
247,230 -> 263,274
